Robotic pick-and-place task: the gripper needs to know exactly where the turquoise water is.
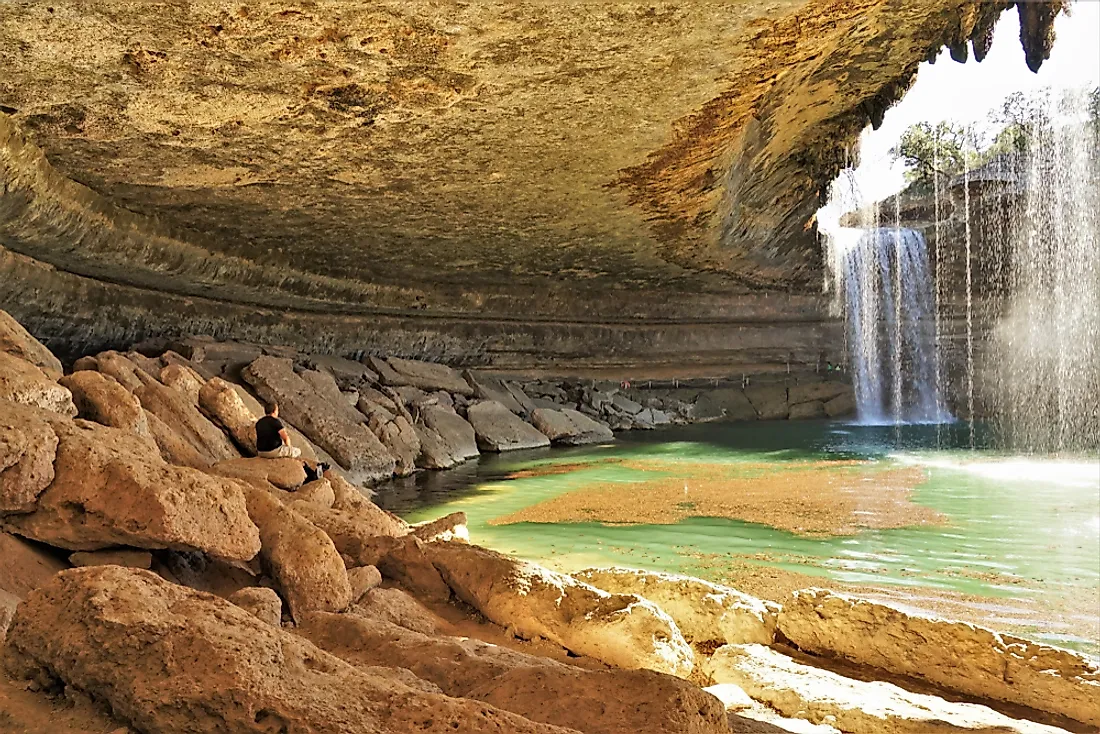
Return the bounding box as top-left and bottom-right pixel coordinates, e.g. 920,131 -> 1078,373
375,420 -> 1100,654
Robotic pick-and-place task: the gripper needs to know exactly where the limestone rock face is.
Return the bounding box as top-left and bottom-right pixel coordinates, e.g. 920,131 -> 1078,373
575,568 -> 777,646
693,389 -> 757,422
158,363 -> 205,404
788,400 -> 826,420
0,531 -> 67,598
427,542 -> 694,677
464,371 -> 527,415
824,391 -> 856,417
134,371 -> 240,464
0,400 -> 58,513
2,414 -> 260,560
300,612 -> 729,734
212,457 -> 307,491
0,352 -> 77,417
744,385 -> 789,420
787,381 -> 850,405
243,356 -> 395,482
59,371 -> 149,436
467,401 -> 551,452
368,413 -> 421,477
143,408 -> 212,469
5,567 -> 577,734
778,589 -> 1100,727
227,586 -> 284,627
703,644 -> 1065,734
371,357 -> 473,396
531,408 -> 614,446
420,405 -> 480,461
0,310 -> 62,380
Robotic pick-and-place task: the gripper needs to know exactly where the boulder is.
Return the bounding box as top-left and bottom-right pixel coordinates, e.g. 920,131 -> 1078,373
242,485 -> 350,621
369,413 -> 420,476
125,351 -> 164,379
464,371 -> 526,414
703,644 -> 1063,734
160,349 -> 216,380
411,512 -> 468,543
301,368 -> 370,426
531,408 -> 614,445
0,352 -> 77,417
297,478 -> 336,508
0,310 -> 62,380
354,586 -> 440,634
347,565 -> 382,601
426,542 -> 694,677
158,363 -> 205,404
227,586 -> 284,626
68,549 -> 153,569
91,351 -> 145,392
466,401 -> 551,452
413,422 -> 460,470
778,589 -> 1100,727
824,390 -> 856,417
198,377 -> 318,460
744,385 -> 789,420
329,473 -> 409,534
693,389 -> 757,422
71,355 -> 99,372
2,415 -> 260,560
574,568 -> 777,646
242,356 -> 395,482
212,457 -> 307,491
611,394 -> 643,414
788,401 -> 826,420
5,567 -> 575,734
308,354 -> 379,389
0,587 -> 17,640
359,386 -> 398,413
787,380 -> 851,405
290,500 -> 404,568
134,371 -> 239,464
155,550 -> 257,598
377,535 -> 453,603
143,409 -> 211,469
299,612 -> 729,734
420,405 -> 480,461
0,400 -> 59,513
370,356 -> 474,396
0,531 -> 67,598
503,381 -> 536,414
59,371 -> 149,436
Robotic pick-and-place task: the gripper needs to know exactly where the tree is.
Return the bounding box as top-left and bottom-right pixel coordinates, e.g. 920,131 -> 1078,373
989,90 -> 1051,153
890,121 -> 969,192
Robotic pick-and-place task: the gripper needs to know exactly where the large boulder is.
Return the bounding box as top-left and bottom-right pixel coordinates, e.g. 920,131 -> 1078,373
692,389 -> 757,422
4,567 -> 576,734
212,457 -> 308,490
426,542 -> 694,677
90,351 -> 145,392
413,423 -> 460,470
420,405 -> 480,461
464,371 -> 527,415
574,568 -> 777,646
531,408 -> 614,445
703,644 -> 1062,734
778,589 -> 1100,728
744,385 -> 789,420
134,371 -> 239,464
368,413 -> 420,476
354,586 -> 442,635
158,363 -> 205,404
369,356 -> 474,396
2,414 -> 260,560
197,376 -> 317,459
290,500 -> 407,569
242,485 -> 350,622
329,473 -> 410,536
59,371 -> 149,436
300,368 -> 370,426
0,310 -> 63,380
307,354 -> 379,390
227,586 -> 284,626
242,356 -> 395,482
0,531 -> 67,598
466,401 -> 551,452
0,352 -> 76,417
300,611 -> 729,734
143,408 -> 212,469
0,400 -> 58,513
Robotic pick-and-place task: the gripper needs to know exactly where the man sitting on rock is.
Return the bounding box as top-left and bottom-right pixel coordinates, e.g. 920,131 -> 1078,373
255,402 -> 301,459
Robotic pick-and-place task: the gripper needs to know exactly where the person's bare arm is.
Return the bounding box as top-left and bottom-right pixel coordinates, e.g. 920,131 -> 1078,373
279,428 -> 291,446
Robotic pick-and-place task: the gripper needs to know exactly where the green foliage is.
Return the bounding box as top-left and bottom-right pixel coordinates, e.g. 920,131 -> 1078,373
889,121 -> 969,193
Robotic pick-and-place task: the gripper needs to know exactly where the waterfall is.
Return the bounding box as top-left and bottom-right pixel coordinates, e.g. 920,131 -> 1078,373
836,228 -> 950,424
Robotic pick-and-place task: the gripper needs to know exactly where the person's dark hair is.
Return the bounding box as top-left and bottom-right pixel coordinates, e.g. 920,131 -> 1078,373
265,402 -> 278,416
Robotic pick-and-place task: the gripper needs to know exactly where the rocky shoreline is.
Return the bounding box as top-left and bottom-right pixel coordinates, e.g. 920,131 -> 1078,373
1,311 -> 1097,734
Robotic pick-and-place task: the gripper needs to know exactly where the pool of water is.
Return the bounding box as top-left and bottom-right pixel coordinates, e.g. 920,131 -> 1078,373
373,420 -> 1100,654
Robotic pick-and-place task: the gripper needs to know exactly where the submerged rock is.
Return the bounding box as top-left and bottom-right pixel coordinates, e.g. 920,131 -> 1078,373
466,400 -> 551,452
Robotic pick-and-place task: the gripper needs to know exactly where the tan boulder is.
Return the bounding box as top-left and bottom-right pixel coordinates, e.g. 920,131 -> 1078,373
703,644 -> 1065,734
134,371 -> 239,464
243,356 -> 395,482
299,611 -> 729,734
330,472 -> 409,535
289,500 -> 407,570
531,408 -> 613,445
0,587 -> 18,640
464,370 -> 527,415
420,405 -> 480,461
0,351 -> 77,417
369,413 -> 421,476
212,456 -> 307,490
778,589 -> 1100,728
59,371 -> 149,436
92,351 -> 145,392
227,586 -> 284,626
5,566 -> 577,734
0,531 -> 67,598
574,568 -> 777,646
467,400 -> 551,452
0,310 -> 63,380
301,368 -> 369,426
198,376 -> 260,453
297,478 -> 336,508
307,354 -> 379,389
0,400 -> 58,513
427,542 -> 694,677
71,355 -> 99,372
2,416 -> 260,560
124,351 -> 164,378
68,549 -> 153,569
413,422 -> 459,470
143,409 -> 211,469
347,564 -> 382,601
370,356 -> 474,396
243,485 -> 350,621
376,535 -> 453,603
354,586 -> 441,634
411,511 -> 469,543
158,363 -> 205,404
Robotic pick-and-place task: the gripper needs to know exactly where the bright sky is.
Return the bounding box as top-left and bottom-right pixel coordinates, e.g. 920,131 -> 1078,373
818,1 -> 1100,234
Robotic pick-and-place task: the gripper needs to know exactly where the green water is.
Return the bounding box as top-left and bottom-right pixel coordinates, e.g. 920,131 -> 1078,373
374,420 -> 1100,654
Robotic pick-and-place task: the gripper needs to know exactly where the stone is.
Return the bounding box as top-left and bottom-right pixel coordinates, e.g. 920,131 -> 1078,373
788,400 -> 826,420
0,531 -> 67,598
68,549 -> 153,569
92,351 -> 145,393
634,407 -> 670,426
744,385 -> 789,420
359,386 -> 398,413
71,355 -> 100,372
197,376 -> 260,453
0,310 -> 62,380
611,394 -> 643,415
466,401 -> 551,452
227,586 -> 283,626
369,413 -> 421,477
308,354 -> 379,390
134,371 -> 239,464
143,408 -> 211,469
411,512 -> 469,543
413,422 -> 460,470
703,644 -> 1064,734
155,550 -> 257,599
824,390 -> 856,417
2,414 -> 260,560
0,352 -> 77,417
158,363 -> 205,404
693,389 -> 757,422
5,567 -> 574,734
329,473 -> 410,533
242,484 -> 350,622
777,589 -> 1100,728
377,535 -> 453,603
0,587 -> 17,640
124,351 -> 164,378
787,380 -> 851,405
354,586 -> 440,635
0,400 -> 59,513
297,477 -> 336,508
531,408 -> 614,445
574,567 -> 777,646
212,456 -> 307,490
301,368 -> 370,426
300,611 -> 729,734
242,356 -> 395,482
160,350 -> 216,381
503,382 -> 537,414
421,404 -> 480,461
347,565 -> 382,601
464,371 -> 526,414
426,542 -> 694,677
290,500 -> 406,569
371,356 -> 474,396
59,371 -> 149,436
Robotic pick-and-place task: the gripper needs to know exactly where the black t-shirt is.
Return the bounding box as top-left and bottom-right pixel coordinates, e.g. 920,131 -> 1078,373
255,416 -> 286,452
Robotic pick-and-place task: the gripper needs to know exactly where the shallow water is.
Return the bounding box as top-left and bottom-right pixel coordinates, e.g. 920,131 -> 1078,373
374,420 -> 1100,654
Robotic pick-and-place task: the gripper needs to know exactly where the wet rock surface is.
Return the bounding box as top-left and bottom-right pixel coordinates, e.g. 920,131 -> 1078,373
467,400 -> 552,452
